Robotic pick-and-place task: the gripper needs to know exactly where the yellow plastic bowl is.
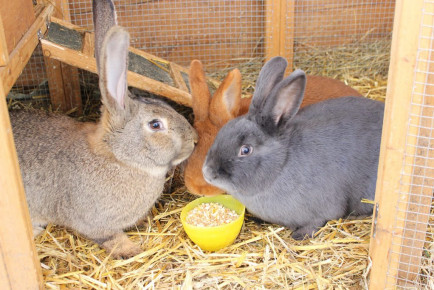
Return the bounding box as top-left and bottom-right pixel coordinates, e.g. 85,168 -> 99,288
181,195 -> 245,252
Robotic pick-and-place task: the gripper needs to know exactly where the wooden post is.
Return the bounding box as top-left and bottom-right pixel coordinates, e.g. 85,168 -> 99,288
44,0 -> 83,114
395,1 -> 434,283
368,0 -> 432,288
265,0 -> 294,71
0,14 -> 9,66
0,82 -> 43,289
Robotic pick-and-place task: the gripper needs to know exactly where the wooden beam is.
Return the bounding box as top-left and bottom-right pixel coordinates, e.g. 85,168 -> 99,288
0,82 -> 43,289
169,62 -> 189,93
395,2 -> 434,283
368,0 -> 427,288
45,0 -> 83,114
0,3 -> 54,96
265,0 -> 295,73
281,1 -> 295,72
265,0 -> 281,61
0,14 -> 9,66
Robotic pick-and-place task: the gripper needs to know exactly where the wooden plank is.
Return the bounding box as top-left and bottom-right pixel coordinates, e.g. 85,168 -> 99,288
45,0 -> 83,114
396,3 -> 434,283
0,3 -> 54,96
40,38 -> 193,107
0,0 -> 35,55
0,14 -> 9,66
265,0 -> 281,61
82,32 -> 94,57
60,62 -> 82,112
0,82 -> 43,289
368,0 -> 426,288
265,0 -> 294,73
281,0 -> 294,73
44,57 -> 82,113
169,62 -> 189,93
44,56 -> 65,110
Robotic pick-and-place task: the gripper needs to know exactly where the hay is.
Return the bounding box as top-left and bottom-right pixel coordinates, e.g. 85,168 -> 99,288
209,39 -> 391,102
293,40 -> 391,102
37,189 -> 373,289
28,40 -> 394,288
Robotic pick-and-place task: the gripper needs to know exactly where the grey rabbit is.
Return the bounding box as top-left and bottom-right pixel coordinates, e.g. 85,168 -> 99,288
10,0 -> 197,258
202,56 -> 384,240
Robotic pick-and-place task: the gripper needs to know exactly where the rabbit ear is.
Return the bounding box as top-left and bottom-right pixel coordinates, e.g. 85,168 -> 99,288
249,57 -> 288,115
252,69 -> 307,131
209,68 -> 242,127
93,0 -> 117,72
99,27 -> 130,110
190,60 -> 211,122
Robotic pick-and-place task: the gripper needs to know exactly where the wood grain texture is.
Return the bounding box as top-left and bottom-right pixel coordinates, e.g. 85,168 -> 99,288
0,81 -> 43,290
0,4 -> 54,95
368,0 -> 427,288
45,0 -> 83,114
0,0 -> 35,54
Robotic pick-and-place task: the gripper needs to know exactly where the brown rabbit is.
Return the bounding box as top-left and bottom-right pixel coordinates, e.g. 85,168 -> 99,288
184,60 -> 362,196
10,0 -> 197,259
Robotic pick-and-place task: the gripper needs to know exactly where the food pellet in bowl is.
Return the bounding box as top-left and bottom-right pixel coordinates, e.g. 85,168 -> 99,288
186,203 -> 239,227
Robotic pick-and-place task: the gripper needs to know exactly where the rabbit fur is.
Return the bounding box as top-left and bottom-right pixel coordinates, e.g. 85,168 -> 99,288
202,57 -> 384,240
184,59 -> 362,197
10,0 -> 197,259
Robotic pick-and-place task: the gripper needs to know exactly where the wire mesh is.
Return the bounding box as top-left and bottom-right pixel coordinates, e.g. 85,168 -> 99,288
9,0 -> 396,104
385,0 -> 434,288
291,0 -> 395,76
68,0 -> 271,69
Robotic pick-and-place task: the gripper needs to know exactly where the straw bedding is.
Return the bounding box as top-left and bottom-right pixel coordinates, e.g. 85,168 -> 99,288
15,39 -> 430,289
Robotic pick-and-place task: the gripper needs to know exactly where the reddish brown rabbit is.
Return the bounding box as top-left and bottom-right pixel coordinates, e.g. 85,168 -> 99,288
184,60 -> 362,196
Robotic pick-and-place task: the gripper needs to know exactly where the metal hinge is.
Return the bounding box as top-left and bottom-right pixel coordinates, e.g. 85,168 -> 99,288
372,203 -> 379,238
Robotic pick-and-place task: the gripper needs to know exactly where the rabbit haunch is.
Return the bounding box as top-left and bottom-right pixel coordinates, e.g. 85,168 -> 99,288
184,59 -> 362,197
10,0 -> 197,259
203,57 -> 383,240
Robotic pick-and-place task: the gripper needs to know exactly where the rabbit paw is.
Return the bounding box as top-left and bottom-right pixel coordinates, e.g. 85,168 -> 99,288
291,226 -> 318,241
101,233 -> 142,259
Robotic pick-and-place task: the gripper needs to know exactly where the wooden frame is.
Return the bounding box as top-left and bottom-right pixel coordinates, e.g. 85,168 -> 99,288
0,3 -> 54,288
369,0 -> 433,288
0,3 -> 53,95
41,17 -> 194,107
2,0 -> 431,288
43,0 -> 83,114
0,82 -> 43,289
0,14 -> 8,66
265,0 -> 295,71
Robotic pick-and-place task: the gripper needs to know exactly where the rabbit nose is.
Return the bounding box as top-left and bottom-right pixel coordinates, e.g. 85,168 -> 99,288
192,128 -> 199,143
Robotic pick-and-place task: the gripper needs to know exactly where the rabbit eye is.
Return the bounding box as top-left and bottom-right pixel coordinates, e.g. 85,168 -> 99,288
148,119 -> 164,131
239,145 -> 253,157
